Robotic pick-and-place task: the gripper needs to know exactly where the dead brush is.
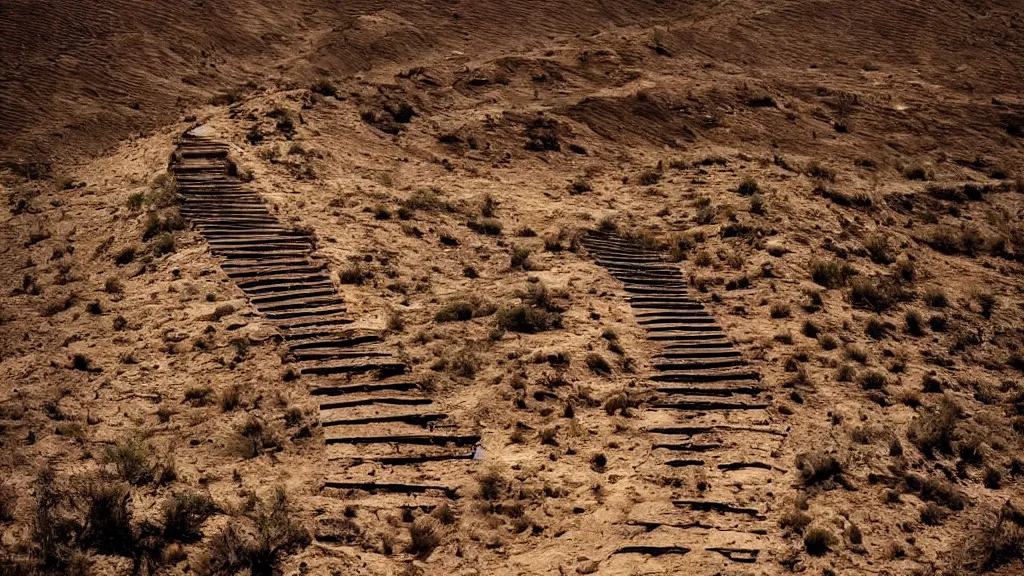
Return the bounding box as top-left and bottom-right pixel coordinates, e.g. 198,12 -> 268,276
198,486 -> 310,576
950,502 -> 1024,573
603,392 -> 638,416
79,477 -> 134,555
102,435 -> 155,486
795,451 -> 849,488
907,397 -> 960,457
477,467 -> 507,501
232,416 -> 282,459
163,490 -> 217,542
407,515 -> 443,558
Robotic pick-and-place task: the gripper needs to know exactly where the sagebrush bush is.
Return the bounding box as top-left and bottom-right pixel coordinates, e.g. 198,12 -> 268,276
496,304 -> 557,333
477,468 -> 506,500
905,310 -> 924,335
80,477 -> 134,555
198,487 -> 310,576
850,276 -> 902,312
770,302 -> 791,318
864,235 -> 894,264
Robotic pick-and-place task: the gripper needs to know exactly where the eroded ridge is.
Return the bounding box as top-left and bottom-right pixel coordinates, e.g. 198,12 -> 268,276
171,134 -> 475,514
582,229 -> 786,568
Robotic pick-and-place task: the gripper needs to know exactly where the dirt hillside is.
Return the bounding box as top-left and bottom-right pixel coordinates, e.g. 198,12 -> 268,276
2,2 -> 1024,576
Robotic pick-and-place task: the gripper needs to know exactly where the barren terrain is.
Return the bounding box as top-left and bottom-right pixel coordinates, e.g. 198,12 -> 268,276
3,1 -> 1024,575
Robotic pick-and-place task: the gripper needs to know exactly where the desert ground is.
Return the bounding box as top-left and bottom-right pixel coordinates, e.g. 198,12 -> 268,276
2,1 -> 1024,575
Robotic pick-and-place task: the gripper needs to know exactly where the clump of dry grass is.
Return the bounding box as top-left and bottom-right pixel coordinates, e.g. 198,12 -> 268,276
435,296 -> 496,322
907,397 -> 960,458
803,525 -> 835,556
796,451 -> 847,488
407,516 -> 443,558
951,503 -> 1024,573
163,490 -> 217,542
198,487 -> 310,576
102,435 -> 155,486
585,353 -> 611,375
477,467 -> 506,501
232,416 -> 282,459
811,259 -> 856,289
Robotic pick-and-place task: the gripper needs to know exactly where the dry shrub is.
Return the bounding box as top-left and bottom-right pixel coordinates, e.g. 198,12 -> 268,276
219,384 -> 242,412
858,370 -> 887,390
917,476 -> 967,511
585,353 -> 611,375
907,397 -> 960,457
951,503 -> 1024,573
102,435 -> 155,486
431,503 -> 457,526
864,235 -> 894,264
804,526 -> 835,556
198,487 -> 310,576
402,188 -> 456,213
407,516 -> 442,558
435,296 -> 495,322
232,417 -> 281,459
796,451 -> 846,487
477,468 -> 506,501
811,259 -> 856,289
603,393 -> 636,416
496,304 -> 558,333
780,509 -> 812,534
80,478 -> 134,555
921,502 -> 948,526
163,490 -> 217,542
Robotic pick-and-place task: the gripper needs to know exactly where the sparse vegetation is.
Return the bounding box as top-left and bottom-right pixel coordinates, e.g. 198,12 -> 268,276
163,490 -> 217,542
232,416 -> 281,459
102,435 -> 154,485
198,487 -> 310,576
812,259 -> 856,289
435,296 -> 495,322
496,304 -> 558,333
737,177 -> 759,195
796,451 -> 846,487
864,235 -> 894,264
804,526 -> 835,556
311,79 -> 337,97
770,302 -> 792,318
907,397 -> 960,457
407,516 -> 442,558
585,353 -> 611,375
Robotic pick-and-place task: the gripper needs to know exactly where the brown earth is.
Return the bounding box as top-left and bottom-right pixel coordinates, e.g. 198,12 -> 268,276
2,1 -> 1024,575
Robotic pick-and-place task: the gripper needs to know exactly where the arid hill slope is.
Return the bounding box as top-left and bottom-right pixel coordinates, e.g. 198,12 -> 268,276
2,2 -> 1024,576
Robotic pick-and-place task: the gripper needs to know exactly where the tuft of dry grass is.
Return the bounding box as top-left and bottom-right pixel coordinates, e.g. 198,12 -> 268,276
796,451 -> 845,487
804,526 -> 835,556
163,490 -> 217,542
407,516 -> 443,558
477,468 -> 506,501
907,397 -> 960,458
102,435 -> 155,486
199,486 -> 310,576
